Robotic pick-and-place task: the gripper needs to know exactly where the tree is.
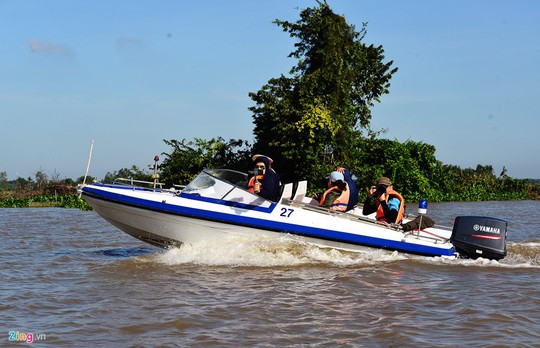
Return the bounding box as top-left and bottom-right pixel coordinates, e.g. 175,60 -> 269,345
351,138 -> 440,198
35,170 -> 48,192
249,1 -> 397,183
0,171 -> 7,190
76,175 -> 95,184
16,177 -> 32,191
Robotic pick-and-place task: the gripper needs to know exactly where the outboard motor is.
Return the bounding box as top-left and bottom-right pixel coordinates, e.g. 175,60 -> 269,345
450,216 -> 507,260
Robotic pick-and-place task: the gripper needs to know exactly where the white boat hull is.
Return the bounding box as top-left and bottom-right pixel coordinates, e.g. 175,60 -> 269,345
86,195 -> 399,254
86,195 -> 284,247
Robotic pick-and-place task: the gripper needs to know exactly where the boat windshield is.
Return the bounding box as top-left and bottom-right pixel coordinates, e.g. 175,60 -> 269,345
182,169 -> 272,207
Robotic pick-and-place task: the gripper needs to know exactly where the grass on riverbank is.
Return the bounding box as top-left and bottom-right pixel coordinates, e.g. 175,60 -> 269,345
0,194 -> 92,210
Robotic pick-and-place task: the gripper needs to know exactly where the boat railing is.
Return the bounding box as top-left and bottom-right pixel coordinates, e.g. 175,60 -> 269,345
402,230 -> 450,244
284,198 -> 402,230
111,177 -> 185,192
283,198 -> 450,243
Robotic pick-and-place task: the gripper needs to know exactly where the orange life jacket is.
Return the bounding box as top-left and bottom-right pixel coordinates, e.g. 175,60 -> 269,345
319,184 -> 350,212
247,175 -> 264,193
376,190 -> 405,224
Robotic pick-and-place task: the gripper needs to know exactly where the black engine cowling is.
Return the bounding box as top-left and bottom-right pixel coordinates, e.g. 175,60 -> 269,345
450,216 -> 508,260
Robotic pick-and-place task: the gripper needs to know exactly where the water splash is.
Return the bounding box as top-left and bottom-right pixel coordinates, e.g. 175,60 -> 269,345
134,235 -> 540,269
503,242 -> 540,266
414,241 -> 540,268
144,234 -> 409,267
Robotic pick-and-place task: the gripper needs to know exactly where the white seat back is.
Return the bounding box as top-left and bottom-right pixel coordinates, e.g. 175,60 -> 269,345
279,183 -> 293,202
292,180 -> 308,202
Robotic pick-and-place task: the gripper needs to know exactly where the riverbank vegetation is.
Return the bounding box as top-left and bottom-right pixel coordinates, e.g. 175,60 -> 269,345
0,193 -> 91,209
0,172 -> 91,209
1,135 -> 538,209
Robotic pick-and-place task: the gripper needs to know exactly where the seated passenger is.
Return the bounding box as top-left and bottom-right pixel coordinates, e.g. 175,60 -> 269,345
313,171 -> 350,212
247,154 -> 281,202
362,177 -> 405,224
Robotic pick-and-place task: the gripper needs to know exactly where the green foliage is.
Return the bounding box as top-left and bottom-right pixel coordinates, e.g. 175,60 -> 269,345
0,197 -> 29,208
348,138 -> 531,203
76,175 -> 95,184
352,138 -> 438,197
35,170 -> 48,191
15,177 -> 34,191
525,181 -> 540,199
0,171 -> 8,190
0,194 -> 91,210
103,165 -> 152,183
159,137 -> 252,185
60,194 -> 92,210
249,1 -> 397,183
0,169 -> 91,209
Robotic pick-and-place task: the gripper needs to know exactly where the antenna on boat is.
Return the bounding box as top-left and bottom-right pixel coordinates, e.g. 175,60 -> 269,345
152,155 -> 159,189
79,139 -> 94,198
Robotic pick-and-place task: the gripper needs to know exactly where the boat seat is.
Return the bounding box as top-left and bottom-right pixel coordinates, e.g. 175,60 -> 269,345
292,180 -> 308,202
279,183 -> 294,202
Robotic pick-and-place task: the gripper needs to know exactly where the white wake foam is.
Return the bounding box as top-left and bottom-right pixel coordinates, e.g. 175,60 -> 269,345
150,234 -> 407,267
137,235 -> 540,268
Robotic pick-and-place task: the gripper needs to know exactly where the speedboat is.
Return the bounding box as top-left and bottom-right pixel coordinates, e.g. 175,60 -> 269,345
81,168 -> 508,260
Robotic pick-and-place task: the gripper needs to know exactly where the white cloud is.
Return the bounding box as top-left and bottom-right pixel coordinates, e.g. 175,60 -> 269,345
28,38 -> 71,55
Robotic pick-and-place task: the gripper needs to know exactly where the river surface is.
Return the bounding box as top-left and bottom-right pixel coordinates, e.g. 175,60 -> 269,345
1,201 -> 539,347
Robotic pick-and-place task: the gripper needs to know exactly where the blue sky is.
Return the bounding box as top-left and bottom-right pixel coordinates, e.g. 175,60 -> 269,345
1,0 -> 539,181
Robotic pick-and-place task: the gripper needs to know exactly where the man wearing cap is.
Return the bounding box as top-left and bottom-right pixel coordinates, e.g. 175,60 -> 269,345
362,177 -> 405,224
313,170 -> 351,212
247,154 -> 281,202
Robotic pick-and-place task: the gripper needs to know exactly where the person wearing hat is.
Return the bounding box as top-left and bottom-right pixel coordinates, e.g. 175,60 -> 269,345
313,169 -> 352,212
247,154 -> 281,202
362,176 -> 405,224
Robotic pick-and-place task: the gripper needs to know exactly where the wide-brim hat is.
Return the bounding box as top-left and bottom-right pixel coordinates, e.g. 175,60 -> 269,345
377,177 -> 392,186
252,154 -> 273,164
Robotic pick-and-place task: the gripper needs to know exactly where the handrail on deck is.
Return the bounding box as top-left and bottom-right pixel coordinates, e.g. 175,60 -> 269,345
283,198 -> 405,232
283,198 -> 450,242
112,177 -> 169,190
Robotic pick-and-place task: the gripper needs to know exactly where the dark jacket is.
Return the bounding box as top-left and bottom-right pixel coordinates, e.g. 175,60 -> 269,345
342,168 -> 359,211
254,156 -> 281,202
